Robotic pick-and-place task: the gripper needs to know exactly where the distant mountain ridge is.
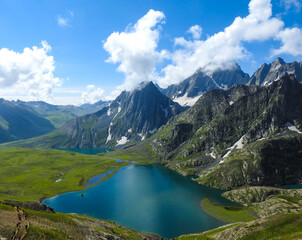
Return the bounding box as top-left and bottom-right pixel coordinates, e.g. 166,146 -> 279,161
160,58 -> 302,107
161,63 -> 250,106
0,99 -> 55,143
2,58 -> 302,150
14,99 -> 111,128
248,57 -> 302,86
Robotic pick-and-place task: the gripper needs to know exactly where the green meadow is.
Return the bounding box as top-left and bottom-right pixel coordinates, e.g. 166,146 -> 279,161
0,147 -> 138,202
201,198 -> 255,223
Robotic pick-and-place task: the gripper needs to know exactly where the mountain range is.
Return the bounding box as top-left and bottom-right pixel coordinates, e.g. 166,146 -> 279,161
14,99 -> 111,128
143,74 -> 302,189
248,57 -> 302,86
1,81 -> 184,148
1,58 -> 302,150
58,81 -> 185,148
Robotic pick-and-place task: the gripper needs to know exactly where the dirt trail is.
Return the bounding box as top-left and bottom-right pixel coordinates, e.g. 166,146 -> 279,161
11,207 -> 29,240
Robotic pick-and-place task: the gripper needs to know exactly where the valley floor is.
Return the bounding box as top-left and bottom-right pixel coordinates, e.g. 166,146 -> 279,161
0,148 -> 151,202
0,147 -> 302,239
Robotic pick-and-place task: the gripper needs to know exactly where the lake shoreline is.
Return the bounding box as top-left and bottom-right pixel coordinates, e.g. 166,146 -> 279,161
43,163 -> 236,238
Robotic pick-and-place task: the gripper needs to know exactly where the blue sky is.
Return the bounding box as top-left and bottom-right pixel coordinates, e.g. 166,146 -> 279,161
0,0 -> 301,105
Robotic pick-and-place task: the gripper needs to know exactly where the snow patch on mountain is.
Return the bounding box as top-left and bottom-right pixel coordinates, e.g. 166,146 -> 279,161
222,135 -> 245,161
116,136 -> 128,146
173,93 -> 201,107
107,108 -> 111,116
285,122 -> 302,134
138,132 -> 145,140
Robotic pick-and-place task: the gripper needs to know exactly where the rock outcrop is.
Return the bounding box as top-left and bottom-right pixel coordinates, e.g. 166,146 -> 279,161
197,135 -> 302,189
1,200 -> 55,213
221,186 -> 302,218
222,186 -> 302,205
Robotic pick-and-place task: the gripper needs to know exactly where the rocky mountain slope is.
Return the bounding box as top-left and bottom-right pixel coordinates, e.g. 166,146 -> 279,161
146,74 -> 302,188
14,99 -> 111,128
248,57 -> 302,86
60,81 -> 184,148
1,81 -> 185,149
162,63 -> 250,106
197,134 -> 302,189
0,99 -> 55,143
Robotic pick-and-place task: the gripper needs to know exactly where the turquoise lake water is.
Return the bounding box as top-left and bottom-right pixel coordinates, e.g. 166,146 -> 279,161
85,169 -> 115,187
283,184 -> 302,189
44,162 -> 238,238
56,147 -> 113,155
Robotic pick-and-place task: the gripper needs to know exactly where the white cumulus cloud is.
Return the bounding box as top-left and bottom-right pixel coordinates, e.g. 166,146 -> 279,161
157,0 -> 285,87
281,0 -> 302,11
103,0 -> 302,91
188,25 -> 202,39
273,27 -> 302,56
81,84 -> 105,104
103,9 -> 168,92
0,41 -> 62,101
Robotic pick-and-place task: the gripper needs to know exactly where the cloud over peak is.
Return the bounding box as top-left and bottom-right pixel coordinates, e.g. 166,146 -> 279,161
103,9 -> 168,92
158,0 -> 285,87
103,0 -> 302,92
81,84 -> 105,104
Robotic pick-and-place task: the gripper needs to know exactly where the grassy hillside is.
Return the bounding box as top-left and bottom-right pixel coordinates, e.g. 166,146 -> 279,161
0,147 -> 301,239
0,203 -> 160,240
14,100 -> 111,128
177,212 -> 302,240
0,148 -> 151,202
0,99 -> 55,143
0,130 -> 69,149
45,111 -> 77,128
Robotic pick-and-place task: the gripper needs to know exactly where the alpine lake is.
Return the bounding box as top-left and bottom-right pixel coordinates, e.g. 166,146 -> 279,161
44,148 -> 238,238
